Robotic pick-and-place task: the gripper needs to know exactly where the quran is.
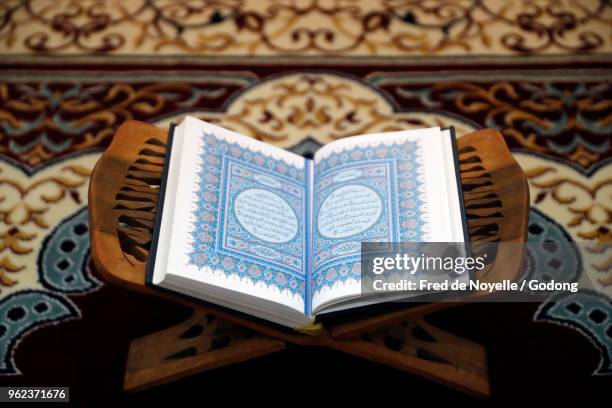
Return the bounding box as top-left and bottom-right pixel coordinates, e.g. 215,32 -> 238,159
148,116 -> 468,329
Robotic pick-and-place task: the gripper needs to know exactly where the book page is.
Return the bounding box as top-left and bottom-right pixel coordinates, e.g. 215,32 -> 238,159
310,128 -> 466,312
164,117 -> 309,312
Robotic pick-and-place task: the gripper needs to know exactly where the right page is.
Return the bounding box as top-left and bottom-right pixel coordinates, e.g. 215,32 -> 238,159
310,127 -> 467,313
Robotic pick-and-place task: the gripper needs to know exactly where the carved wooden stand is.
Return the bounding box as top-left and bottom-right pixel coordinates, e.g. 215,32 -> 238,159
89,121 -> 529,397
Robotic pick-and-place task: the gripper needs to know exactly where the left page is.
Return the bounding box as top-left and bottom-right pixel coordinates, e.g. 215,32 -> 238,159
158,117 -> 310,313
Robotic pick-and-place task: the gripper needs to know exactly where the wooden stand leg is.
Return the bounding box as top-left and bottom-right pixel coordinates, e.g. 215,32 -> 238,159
123,308 -> 489,397
123,310 -> 286,392
329,316 -> 489,397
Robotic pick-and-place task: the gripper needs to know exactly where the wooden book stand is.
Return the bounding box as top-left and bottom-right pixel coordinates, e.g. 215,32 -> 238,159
89,121 -> 529,397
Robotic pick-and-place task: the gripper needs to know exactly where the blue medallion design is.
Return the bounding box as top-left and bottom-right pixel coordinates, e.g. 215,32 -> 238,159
189,132 -> 307,298
523,208 -> 582,293
38,207 -> 99,293
311,140 -> 426,294
0,290 -> 79,374
536,290 -> 612,375
527,207 -> 612,375
0,207 -> 100,375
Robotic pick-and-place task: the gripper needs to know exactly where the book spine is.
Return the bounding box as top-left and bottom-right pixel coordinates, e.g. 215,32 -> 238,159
448,126 -> 470,244
305,159 -> 314,317
447,126 -> 475,281
145,123 -> 177,286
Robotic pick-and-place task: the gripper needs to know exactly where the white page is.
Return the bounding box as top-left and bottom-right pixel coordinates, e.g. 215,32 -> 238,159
161,117 -> 308,313
310,128 -> 467,312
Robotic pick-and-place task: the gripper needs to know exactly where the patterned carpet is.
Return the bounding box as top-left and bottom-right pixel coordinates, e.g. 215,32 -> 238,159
0,0 -> 611,400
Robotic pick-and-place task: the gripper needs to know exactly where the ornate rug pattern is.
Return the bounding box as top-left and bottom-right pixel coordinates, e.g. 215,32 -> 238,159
0,0 -> 611,379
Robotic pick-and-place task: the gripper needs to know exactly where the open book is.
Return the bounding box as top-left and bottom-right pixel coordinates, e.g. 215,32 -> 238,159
148,117 -> 468,329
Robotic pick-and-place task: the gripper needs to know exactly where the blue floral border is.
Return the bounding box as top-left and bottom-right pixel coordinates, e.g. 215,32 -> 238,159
188,132 -> 307,299
311,140 -> 426,295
